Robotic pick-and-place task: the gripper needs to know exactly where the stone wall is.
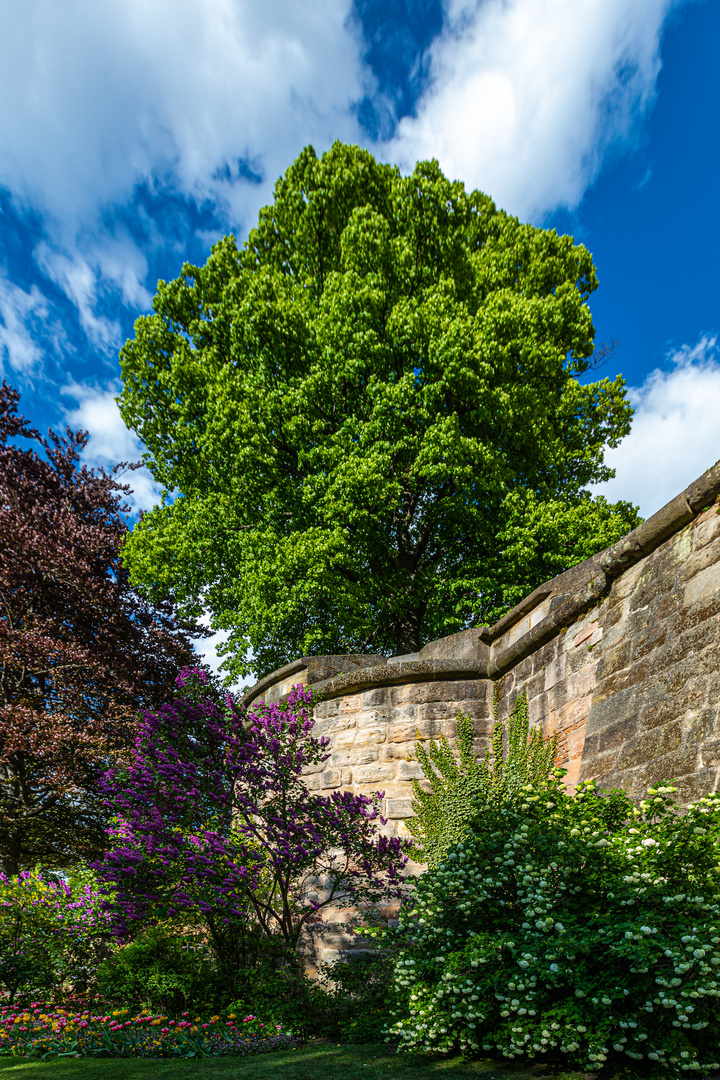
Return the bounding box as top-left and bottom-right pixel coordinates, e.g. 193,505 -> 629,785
241,462 -> 720,962
243,459 -> 720,825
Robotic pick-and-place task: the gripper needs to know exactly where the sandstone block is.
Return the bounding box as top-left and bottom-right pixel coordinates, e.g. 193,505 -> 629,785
679,542 -> 720,584
379,741 -> 416,762
631,748 -> 700,791
638,682 -> 705,731
416,701 -> 457,722
544,654 -> 566,692
667,649 -> 719,694
387,718 -> 453,743
363,687 -> 389,707
616,721 -> 683,771
320,769 -> 341,789
673,769 -> 719,803
598,640 -> 631,681
586,687 -> 637,738
577,748 -> 620,784
684,562 -> 720,609
574,621 -> 600,648
354,726 -> 388,747
331,747 -> 378,767
386,798 -> 415,819
312,714 -> 356,738
352,763 -> 396,784
333,728 -> 358,749
397,759 -> 424,780
314,700 -> 341,719
693,511 -> 720,551
701,740 -> 720,768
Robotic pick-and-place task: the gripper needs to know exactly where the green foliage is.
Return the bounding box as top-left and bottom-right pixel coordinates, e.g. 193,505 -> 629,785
0,867 -> 111,1004
317,952 -> 398,1043
118,141 -> 639,678
409,694 -> 558,867
96,927 -> 220,1012
386,780 -> 720,1075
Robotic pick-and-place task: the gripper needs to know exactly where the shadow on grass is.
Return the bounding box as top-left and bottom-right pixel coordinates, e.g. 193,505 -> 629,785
0,1044 -> 602,1080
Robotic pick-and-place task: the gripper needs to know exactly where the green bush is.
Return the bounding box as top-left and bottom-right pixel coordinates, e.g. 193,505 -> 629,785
318,952 -> 397,1043
226,958 -> 327,1037
386,778 -> 720,1075
409,693 -> 558,867
96,926 -> 219,1011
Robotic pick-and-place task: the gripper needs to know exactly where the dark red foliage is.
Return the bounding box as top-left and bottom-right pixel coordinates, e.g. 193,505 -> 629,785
0,381 -> 204,874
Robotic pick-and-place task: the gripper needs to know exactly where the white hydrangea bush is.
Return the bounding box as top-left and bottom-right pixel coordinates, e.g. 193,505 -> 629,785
386,780 -> 720,1075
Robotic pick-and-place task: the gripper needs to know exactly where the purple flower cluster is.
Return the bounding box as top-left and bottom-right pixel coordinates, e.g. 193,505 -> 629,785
98,669 -> 409,955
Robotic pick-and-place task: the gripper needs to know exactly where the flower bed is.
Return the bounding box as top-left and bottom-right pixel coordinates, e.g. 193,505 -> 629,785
0,1003 -> 295,1059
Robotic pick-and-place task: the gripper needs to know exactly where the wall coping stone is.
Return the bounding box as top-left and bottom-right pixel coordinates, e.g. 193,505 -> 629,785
241,460 -> 720,707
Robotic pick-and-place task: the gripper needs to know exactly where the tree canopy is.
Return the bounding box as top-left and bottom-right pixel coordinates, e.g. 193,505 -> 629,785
0,383 -> 202,874
118,141 -> 639,679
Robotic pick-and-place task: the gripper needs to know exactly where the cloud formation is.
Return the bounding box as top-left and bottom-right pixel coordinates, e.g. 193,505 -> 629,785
0,0 -> 366,228
389,0 -> 680,219
592,336 -> 720,518
0,277 -> 49,375
62,381 -> 162,513
0,0 -> 367,334
0,0 -> 689,378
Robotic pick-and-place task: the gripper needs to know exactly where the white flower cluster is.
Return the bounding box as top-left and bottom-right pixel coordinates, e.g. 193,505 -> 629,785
384,783 -> 720,1076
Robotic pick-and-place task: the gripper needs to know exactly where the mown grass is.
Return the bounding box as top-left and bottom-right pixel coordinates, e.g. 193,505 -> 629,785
0,1043 -> 595,1080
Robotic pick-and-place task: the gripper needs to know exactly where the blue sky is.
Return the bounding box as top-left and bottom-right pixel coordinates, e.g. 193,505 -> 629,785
0,0 -> 718,668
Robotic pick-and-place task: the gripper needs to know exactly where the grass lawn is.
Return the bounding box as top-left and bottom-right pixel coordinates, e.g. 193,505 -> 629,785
0,1044 -> 593,1080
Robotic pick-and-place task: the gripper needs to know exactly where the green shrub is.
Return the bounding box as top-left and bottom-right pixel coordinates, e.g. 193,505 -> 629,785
318,952 -> 397,1043
387,778 -> 720,1075
96,926 -> 219,1011
409,692 -> 558,867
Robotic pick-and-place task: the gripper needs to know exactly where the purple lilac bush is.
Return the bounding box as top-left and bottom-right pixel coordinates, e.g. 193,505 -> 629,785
98,669 -> 409,973
0,868 -> 113,1003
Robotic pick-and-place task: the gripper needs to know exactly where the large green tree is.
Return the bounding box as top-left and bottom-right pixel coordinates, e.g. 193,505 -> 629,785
118,142 -> 639,680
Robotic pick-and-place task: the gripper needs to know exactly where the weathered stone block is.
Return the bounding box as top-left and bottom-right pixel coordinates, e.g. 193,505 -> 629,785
416,701 -> 457,722
586,687 -> 638,738
312,714 -> 356,738
397,759 -> 424,780
387,718 -> 453,743
330,747 -> 378,767
352,763 -> 396,784
638,682 -> 706,731
684,563 -> 720,608
363,687 -> 389,707
333,728 -> 358,749
700,740 -> 720,768
386,798 -> 415,819
616,722 -> 683,771
379,741 -> 416,762
320,768 -> 342,789
673,768 -> 718,804
544,653 -> 566,692
631,625 -> 668,662
597,641 -> 631,681
353,727 -> 388,747
631,747 -> 699,790
693,510 -> 720,550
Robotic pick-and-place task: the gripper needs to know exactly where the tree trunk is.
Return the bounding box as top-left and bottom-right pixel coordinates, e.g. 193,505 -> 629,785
394,605 -> 425,655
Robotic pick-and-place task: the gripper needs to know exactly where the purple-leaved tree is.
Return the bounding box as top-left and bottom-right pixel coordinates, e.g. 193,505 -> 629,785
98,669 -> 409,977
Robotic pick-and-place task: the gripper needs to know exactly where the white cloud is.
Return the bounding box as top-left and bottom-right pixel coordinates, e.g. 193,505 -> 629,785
0,277 -> 49,374
592,337 -> 720,518
0,0 -> 366,229
0,1 -> 688,359
0,0 -> 368,342
61,381 -> 162,513
36,245 -> 122,352
389,0 -> 681,220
